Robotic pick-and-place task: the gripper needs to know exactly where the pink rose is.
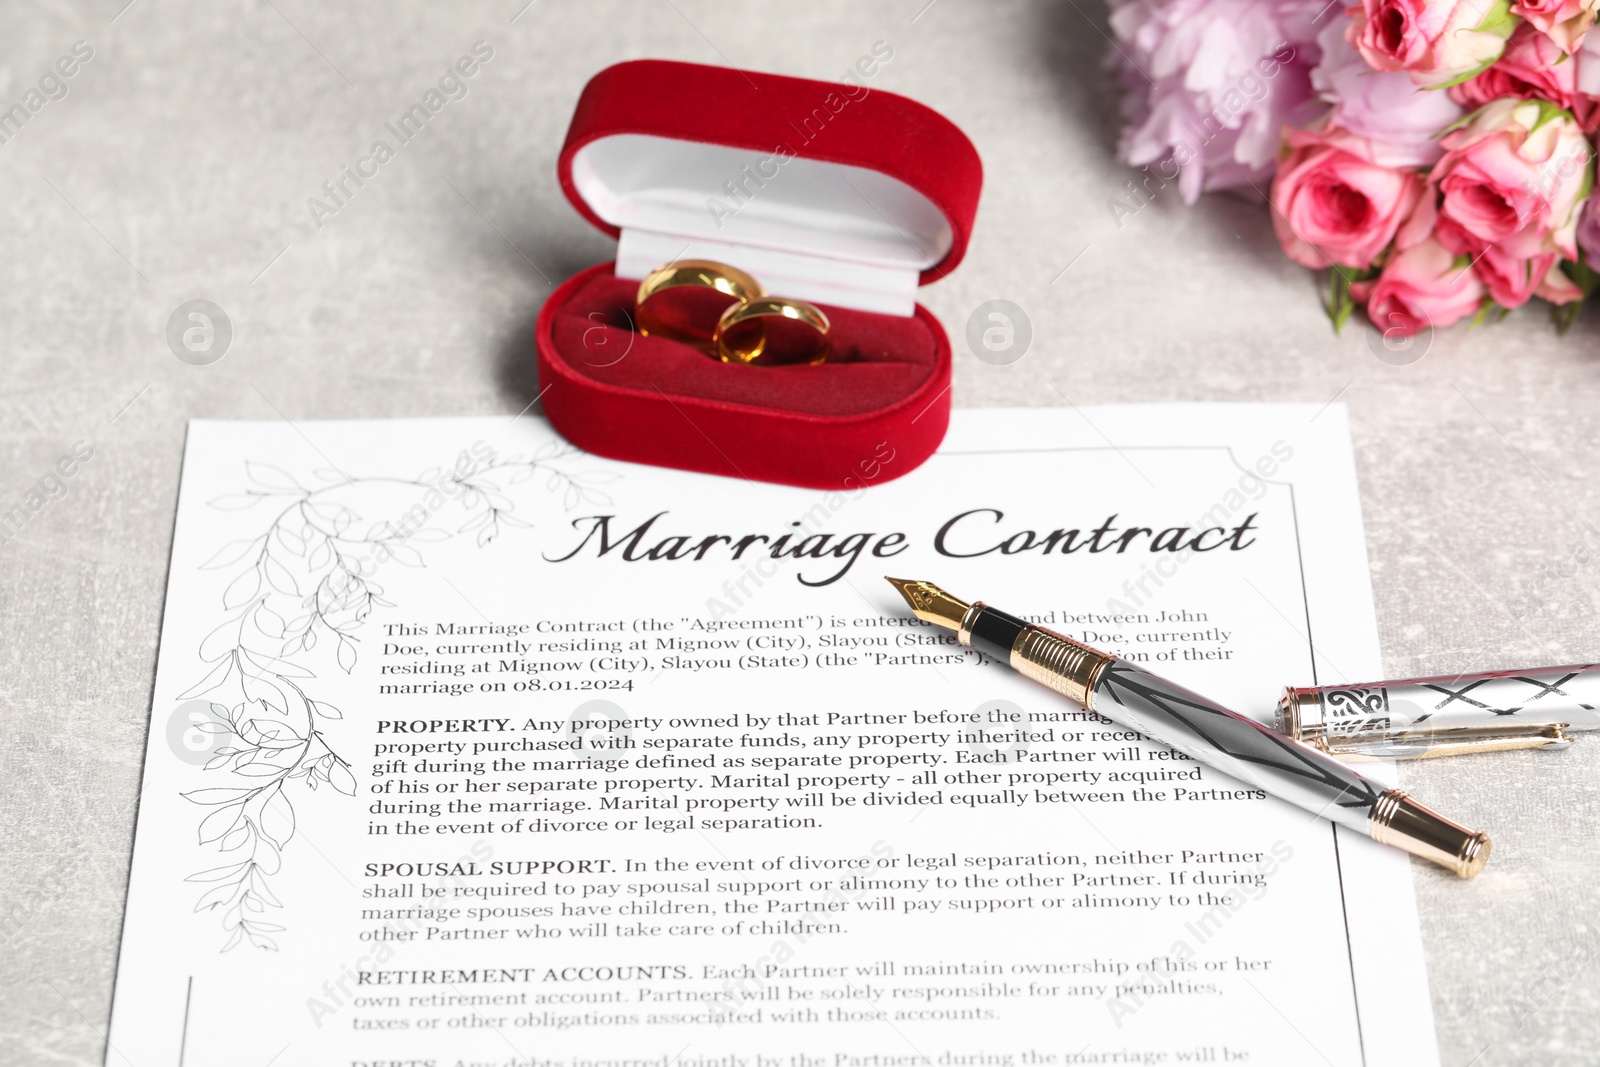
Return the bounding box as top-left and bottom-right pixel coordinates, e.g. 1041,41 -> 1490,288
1473,246 -> 1571,305
1352,235 -> 1485,335
1536,259 -> 1586,302
1511,0 -> 1600,54
1428,100 -> 1593,306
1451,23 -> 1580,110
1349,0 -> 1516,87
1271,123 -> 1426,268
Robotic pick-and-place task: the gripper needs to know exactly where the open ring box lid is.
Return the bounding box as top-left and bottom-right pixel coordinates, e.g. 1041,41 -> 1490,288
537,58 -> 983,489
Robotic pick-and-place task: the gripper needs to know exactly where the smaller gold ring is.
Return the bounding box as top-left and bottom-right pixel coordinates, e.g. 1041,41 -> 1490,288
713,297 -> 831,366
635,259 -> 765,350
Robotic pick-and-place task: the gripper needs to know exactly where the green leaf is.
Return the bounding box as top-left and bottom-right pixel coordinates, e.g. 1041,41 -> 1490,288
1323,264 -> 1383,334
1476,0 -> 1517,38
1528,98 -> 1574,132
1553,301 -> 1583,334
1439,104 -> 1488,134
1432,58 -> 1506,91
1468,299 -> 1508,328
1568,251 -> 1600,295
1325,269 -> 1355,334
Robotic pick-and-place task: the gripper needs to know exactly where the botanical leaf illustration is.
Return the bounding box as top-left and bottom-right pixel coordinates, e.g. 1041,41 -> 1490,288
178,438 -> 611,950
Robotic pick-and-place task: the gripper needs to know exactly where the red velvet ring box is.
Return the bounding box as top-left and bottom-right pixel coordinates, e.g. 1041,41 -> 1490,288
536,58 -> 983,489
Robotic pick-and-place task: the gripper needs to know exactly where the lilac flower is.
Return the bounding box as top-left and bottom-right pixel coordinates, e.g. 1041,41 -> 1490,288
1311,19 -> 1465,168
1109,0 -> 1327,202
1579,195 -> 1600,268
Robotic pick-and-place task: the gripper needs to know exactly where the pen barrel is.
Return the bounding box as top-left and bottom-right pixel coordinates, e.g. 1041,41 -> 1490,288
1089,659 -> 1490,877
961,608 -> 1493,877
1279,663 -> 1600,758
1090,658 -> 1383,835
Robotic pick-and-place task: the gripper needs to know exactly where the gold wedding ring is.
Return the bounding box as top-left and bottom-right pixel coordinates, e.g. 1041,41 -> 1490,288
713,296 -> 832,366
635,259 -> 765,350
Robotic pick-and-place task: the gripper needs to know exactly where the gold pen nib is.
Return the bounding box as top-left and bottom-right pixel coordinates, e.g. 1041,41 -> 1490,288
884,577 -> 970,631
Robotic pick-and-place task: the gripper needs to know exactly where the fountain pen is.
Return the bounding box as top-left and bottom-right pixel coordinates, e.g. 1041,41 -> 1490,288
885,578 -> 1491,878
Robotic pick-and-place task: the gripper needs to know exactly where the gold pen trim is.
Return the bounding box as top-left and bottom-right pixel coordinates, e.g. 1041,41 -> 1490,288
1369,789 -> 1491,878
1007,626 -> 1113,708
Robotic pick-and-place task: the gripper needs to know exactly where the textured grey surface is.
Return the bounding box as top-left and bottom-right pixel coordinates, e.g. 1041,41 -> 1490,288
1,1 -> 1597,1064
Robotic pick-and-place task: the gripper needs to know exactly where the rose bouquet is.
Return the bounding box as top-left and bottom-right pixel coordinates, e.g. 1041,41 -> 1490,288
1108,0 -> 1600,336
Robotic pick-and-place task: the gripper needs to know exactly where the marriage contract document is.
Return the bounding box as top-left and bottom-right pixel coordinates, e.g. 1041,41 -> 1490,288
108,406 -> 1438,1067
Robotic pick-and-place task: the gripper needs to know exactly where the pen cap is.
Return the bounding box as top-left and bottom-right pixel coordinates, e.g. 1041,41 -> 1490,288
1276,667 -> 1598,759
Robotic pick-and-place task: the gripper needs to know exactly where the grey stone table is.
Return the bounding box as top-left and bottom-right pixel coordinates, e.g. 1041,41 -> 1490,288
2,2 -> 1596,1064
